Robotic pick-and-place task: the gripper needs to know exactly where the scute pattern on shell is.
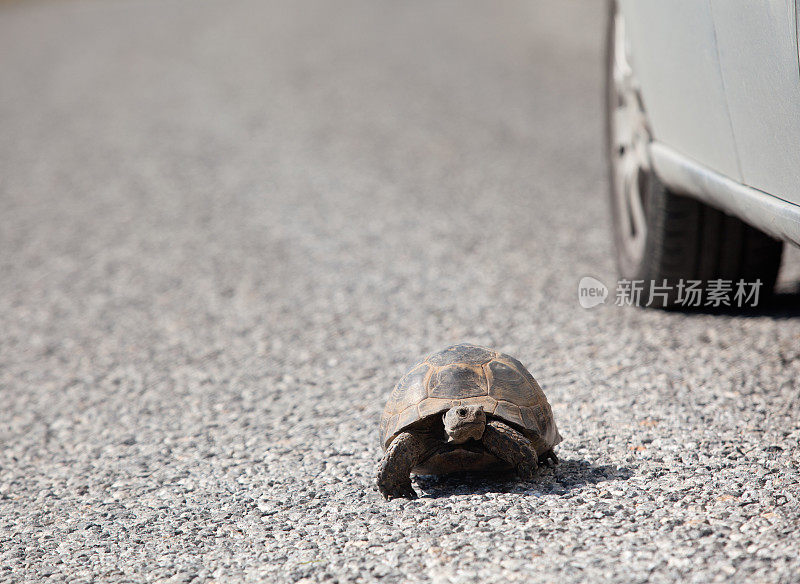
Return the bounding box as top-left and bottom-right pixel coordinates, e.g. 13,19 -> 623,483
380,343 -> 562,453
428,365 -> 485,399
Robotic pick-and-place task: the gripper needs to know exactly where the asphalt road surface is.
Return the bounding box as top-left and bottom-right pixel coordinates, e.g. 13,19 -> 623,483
2,0 -> 800,582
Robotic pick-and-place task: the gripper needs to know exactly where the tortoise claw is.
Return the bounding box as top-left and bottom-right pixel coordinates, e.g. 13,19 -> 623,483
538,449 -> 559,467
378,479 -> 418,500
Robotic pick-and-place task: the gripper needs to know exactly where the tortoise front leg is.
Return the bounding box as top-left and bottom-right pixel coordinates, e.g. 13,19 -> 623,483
376,432 -> 431,500
482,419 -> 538,480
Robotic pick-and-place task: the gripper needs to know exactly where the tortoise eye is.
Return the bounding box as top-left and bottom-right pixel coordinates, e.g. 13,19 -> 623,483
457,408 -> 468,417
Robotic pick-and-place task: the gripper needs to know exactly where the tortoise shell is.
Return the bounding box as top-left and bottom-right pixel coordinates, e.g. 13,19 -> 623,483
380,343 -> 562,453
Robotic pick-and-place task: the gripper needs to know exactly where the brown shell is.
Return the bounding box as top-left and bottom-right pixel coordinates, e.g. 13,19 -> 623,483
380,343 -> 562,453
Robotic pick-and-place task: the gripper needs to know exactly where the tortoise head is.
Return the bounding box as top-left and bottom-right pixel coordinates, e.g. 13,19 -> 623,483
443,404 -> 486,444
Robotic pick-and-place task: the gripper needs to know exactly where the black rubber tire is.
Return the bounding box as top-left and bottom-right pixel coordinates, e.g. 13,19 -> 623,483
604,0 -> 783,308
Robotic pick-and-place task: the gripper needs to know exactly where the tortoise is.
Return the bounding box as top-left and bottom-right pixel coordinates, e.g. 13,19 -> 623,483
376,343 -> 562,499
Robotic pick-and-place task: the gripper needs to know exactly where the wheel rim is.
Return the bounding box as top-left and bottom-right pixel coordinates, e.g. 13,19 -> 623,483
610,9 -> 650,267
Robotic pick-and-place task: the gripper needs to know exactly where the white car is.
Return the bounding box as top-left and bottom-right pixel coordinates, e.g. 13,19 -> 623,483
606,0 -> 800,307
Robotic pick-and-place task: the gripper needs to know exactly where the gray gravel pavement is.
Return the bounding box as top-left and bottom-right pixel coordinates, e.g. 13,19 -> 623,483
2,0 -> 800,582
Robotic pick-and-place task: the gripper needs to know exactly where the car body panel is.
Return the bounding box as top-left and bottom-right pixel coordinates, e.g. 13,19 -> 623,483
619,0 -> 741,181
711,0 -> 800,206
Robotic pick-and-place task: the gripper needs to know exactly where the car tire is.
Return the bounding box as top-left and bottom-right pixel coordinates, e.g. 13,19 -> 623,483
604,0 -> 783,308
